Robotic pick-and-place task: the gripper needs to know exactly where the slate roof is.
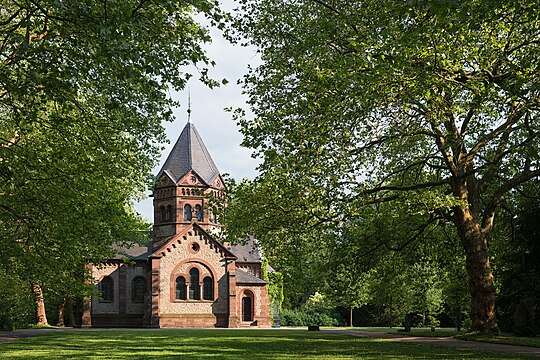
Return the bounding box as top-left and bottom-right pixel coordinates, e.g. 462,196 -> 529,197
235,269 -> 267,285
113,242 -> 151,261
155,122 -> 220,186
229,236 -> 262,263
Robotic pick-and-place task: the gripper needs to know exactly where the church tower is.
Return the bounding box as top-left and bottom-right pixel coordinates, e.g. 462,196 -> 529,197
152,122 -> 225,243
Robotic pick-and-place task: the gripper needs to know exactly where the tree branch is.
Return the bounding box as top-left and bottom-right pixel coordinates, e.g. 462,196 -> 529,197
482,168 -> 540,233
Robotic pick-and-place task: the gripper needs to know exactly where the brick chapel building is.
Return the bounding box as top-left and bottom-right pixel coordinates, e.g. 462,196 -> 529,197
82,121 -> 271,328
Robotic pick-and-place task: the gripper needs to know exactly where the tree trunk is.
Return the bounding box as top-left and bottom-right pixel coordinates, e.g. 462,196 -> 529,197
404,313 -> 413,332
454,208 -> 499,333
65,299 -> 76,327
349,307 -> 353,327
56,301 -> 65,327
32,283 -> 48,326
455,306 -> 462,331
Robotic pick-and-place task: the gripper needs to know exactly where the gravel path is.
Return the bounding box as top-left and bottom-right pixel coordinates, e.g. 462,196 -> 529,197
323,329 -> 540,357
0,328 -> 70,343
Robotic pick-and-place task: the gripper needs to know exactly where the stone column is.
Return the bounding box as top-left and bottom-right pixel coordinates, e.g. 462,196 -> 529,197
227,261 -> 239,328
150,256 -> 161,328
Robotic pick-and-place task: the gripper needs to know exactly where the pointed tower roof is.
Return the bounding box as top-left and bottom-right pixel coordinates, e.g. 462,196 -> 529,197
155,123 -> 220,186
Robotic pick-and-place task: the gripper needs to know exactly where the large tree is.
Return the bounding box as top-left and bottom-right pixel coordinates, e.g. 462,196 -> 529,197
0,0 -> 222,323
232,0 -> 540,333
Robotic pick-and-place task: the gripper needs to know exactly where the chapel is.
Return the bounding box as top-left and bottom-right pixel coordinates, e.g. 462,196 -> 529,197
82,121 -> 271,328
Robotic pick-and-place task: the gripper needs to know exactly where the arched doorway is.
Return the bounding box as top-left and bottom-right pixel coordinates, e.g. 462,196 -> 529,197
242,291 -> 254,322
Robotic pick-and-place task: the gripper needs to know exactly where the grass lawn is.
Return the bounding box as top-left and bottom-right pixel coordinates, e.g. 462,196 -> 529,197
0,329 -> 535,359
456,333 -> 540,348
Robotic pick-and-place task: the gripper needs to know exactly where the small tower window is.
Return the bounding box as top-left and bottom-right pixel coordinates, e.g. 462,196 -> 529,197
195,204 -> 203,222
184,204 -> 192,221
165,205 -> 173,222
160,206 -> 166,222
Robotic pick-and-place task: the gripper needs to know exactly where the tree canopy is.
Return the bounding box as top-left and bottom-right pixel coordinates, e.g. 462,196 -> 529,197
231,0 -> 540,333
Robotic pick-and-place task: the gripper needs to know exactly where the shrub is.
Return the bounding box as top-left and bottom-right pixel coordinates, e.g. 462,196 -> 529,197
0,269 -> 34,330
280,307 -> 343,326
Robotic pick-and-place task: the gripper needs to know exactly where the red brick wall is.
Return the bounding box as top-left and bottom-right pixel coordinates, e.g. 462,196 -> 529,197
159,314 -> 218,328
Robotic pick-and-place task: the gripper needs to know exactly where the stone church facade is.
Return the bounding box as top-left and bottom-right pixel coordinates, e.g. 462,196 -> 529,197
82,122 -> 271,328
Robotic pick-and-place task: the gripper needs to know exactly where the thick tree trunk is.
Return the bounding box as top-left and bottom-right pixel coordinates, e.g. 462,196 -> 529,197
404,313 -> 413,332
65,299 -> 76,327
56,301 -> 65,327
32,284 -> 48,326
454,209 -> 499,333
455,307 -> 462,331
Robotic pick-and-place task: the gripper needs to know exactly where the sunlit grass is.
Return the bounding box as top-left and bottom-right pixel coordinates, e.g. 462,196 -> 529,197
456,333 -> 540,348
0,329 -> 534,359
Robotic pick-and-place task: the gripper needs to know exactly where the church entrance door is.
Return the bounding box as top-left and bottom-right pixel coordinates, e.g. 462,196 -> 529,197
242,294 -> 253,322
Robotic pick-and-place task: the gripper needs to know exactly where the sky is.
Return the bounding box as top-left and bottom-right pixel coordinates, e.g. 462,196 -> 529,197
134,1 -> 261,221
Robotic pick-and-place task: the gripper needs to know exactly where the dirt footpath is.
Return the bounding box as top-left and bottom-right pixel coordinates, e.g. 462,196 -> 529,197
324,329 -> 540,357
0,328 -> 68,343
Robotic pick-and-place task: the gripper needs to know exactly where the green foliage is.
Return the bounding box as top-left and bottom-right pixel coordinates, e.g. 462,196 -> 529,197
281,293 -> 344,326
280,308 -> 342,327
492,181 -> 540,335
267,271 -> 284,310
230,0 -> 540,332
0,0 -> 223,324
0,268 -> 34,331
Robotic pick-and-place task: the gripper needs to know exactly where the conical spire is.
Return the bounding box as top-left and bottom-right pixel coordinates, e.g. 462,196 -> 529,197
155,123 -> 220,186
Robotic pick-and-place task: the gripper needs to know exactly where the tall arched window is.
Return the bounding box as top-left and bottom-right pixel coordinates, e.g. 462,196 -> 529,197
175,276 -> 186,300
195,205 -> 203,222
184,204 -> 192,221
132,277 -> 146,303
203,277 -> 213,300
189,268 -> 200,300
100,276 -> 113,302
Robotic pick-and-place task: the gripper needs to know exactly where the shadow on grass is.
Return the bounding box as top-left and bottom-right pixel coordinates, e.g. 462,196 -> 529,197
0,329 -> 534,359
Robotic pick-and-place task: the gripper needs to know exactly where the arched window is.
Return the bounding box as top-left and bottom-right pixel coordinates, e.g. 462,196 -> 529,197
203,277 -> 213,300
195,204 -> 203,222
160,206 -> 166,222
132,277 -> 146,303
175,276 -> 186,300
100,276 -> 113,302
165,205 -> 172,222
184,204 -> 192,221
189,268 -> 200,300
242,291 -> 254,322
